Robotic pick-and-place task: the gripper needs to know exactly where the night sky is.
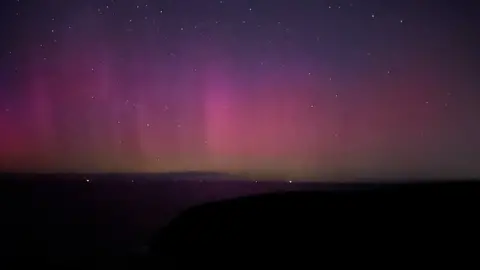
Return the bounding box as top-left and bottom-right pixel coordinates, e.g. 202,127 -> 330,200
0,0 -> 479,179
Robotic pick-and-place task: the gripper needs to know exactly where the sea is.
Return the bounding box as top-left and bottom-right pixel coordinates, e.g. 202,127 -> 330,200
0,172 -> 320,257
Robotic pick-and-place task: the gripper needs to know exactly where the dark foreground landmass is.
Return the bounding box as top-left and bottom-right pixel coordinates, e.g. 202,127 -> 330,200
0,173 -> 478,258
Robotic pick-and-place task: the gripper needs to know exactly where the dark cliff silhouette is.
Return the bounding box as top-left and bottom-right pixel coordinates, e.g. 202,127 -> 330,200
149,181 -> 479,266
